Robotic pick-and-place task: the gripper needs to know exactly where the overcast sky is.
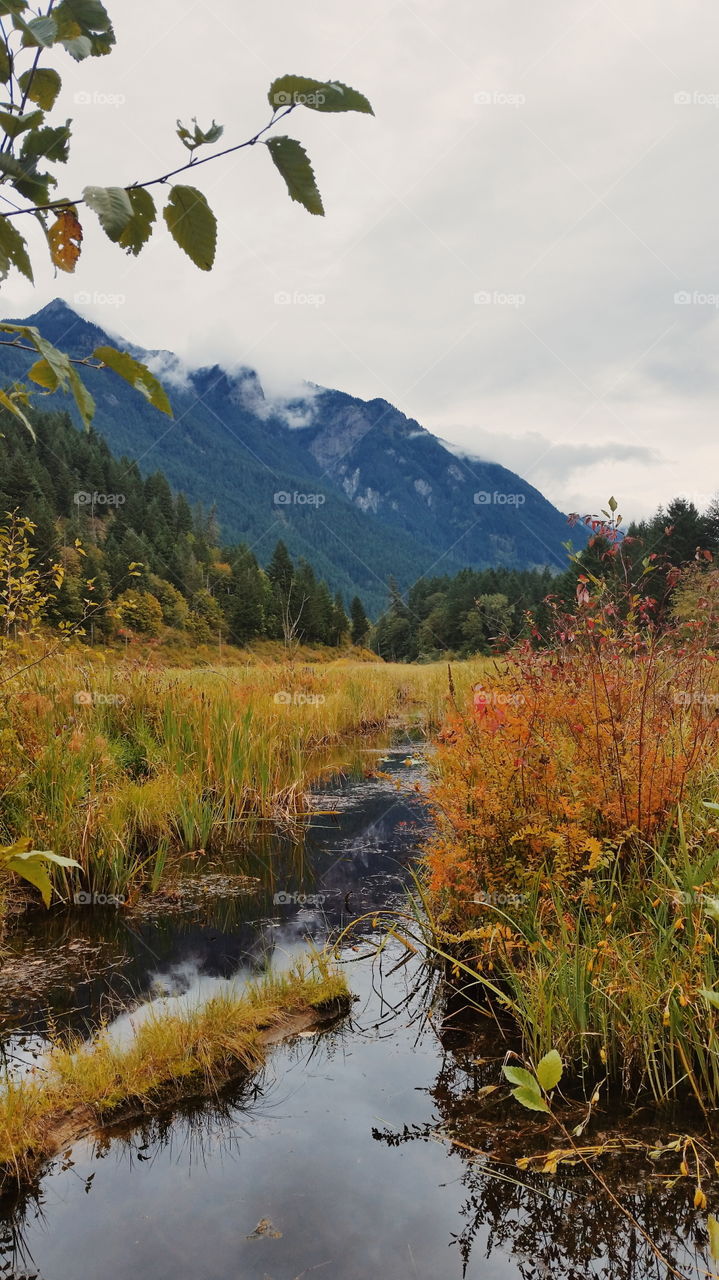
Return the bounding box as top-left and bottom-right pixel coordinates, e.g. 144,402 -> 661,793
3,0 -> 718,520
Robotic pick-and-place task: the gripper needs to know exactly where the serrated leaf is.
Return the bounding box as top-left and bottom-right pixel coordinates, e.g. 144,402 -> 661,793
536,1050 -> 563,1092
709,1215 -> 719,1262
511,1085 -> 551,1114
56,0 -> 112,32
118,186 -> 156,256
0,108 -> 44,138
47,206 -> 83,271
265,136 -> 324,216
0,152 -> 54,203
60,33 -> 92,60
503,1064 -> 538,1090
0,214 -> 33,283
21,122 -> 71,164
17,14 -> 57,47
163,184 -> 216,270
19,67 -> 61,109
93,345 -> 173,417
84,184 -> 133,241
268,75 -> 373,115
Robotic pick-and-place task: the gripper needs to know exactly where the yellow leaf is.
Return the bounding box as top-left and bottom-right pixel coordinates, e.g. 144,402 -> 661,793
48,207 -> 83,273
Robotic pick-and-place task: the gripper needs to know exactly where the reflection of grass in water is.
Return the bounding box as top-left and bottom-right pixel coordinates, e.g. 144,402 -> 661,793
0,952 -> 348,1186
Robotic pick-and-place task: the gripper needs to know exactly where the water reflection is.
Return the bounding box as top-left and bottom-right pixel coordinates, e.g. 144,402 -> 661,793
0,739 -> 712,1280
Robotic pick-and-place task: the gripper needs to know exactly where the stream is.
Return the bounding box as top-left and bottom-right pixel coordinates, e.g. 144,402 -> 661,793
0,735 -> 711,1280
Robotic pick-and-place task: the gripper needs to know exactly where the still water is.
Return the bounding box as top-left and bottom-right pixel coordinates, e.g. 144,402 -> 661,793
0,741 -> 709,1280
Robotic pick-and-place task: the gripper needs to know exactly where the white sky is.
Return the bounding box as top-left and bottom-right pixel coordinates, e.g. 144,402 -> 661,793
3,0 -> 719,521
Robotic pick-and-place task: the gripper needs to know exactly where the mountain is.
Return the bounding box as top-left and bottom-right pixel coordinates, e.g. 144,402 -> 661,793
0,299 -> 583,614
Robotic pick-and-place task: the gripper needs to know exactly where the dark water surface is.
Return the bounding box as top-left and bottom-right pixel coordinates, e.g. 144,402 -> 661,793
0,740 -> 710,1280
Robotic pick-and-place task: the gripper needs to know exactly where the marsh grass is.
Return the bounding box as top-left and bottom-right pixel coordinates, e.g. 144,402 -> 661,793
0,953 -> 349,1181
0,646 -> 490,901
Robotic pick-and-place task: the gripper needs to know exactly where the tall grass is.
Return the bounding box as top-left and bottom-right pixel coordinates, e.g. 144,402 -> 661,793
0,644 -> 490,901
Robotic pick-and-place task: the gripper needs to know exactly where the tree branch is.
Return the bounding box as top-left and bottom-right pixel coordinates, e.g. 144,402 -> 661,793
0,103 -> 298,219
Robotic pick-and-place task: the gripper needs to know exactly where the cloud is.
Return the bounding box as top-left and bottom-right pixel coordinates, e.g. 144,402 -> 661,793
1,0 -> 716,524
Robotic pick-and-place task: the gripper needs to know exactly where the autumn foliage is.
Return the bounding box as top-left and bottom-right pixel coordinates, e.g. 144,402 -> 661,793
428,508 -> 719,923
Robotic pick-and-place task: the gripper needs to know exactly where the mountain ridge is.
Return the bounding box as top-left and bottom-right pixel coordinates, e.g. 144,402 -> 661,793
0,299 -> 583,613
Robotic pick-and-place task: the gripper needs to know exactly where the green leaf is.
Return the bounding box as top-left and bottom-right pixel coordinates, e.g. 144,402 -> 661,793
0,1 -> 27,13
709,1215 -> 719,1263
0,215 -> 33,283
93,345 -> 173,417
268,75 -> 373,115
0,151 -> 55,202
83,184 -> 133,241
265,136 -> 324,216
21,122 -> 71,164
4,855 -> 53,906
60,34 -> 92,59
0,108 -> 44,138
176,116 -> 223,151
701,988 -> 719,1009
56,0 -> 113,31
0,38 -> 11,83
16,14 -> 57,47
503,1064 -> 539,1090
511,1085 -> 551,1114
18,67 -> 62,110
118,186 -> 156,256
67,364 -> 95,428
163,184 -> 217,270
536,1050 -> 563,1092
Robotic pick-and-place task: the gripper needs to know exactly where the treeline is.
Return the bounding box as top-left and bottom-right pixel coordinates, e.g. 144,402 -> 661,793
0,409 -> 370,648
372,496 -> 719,660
